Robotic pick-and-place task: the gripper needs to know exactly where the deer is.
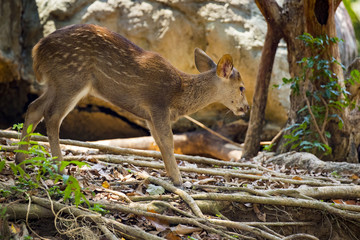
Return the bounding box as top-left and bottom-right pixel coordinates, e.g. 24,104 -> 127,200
15,24 -> 249,186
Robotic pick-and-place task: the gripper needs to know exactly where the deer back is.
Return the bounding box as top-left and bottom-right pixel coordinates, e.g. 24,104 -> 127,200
32,24 -> 184,119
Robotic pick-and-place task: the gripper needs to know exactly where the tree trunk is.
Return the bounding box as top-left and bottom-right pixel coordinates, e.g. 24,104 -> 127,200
243,0 -> 283,158
243,25 -> 282,158
245,0 -> 356,162
279,0 -> 354,162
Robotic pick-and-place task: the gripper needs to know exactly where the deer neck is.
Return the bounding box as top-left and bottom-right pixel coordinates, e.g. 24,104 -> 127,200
171,69 -> 220,118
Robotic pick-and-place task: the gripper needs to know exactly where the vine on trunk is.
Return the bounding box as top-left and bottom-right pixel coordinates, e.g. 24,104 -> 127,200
274,33 -> 360,155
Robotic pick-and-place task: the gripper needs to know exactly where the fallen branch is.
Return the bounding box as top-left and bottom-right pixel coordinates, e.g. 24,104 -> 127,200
263,185 -> 360,200
265,151 -> 360,175
4,203 -> 53,220
31,196 -> 165,240
190,193 -> 360,221
283,233 -> 319,240
66,154 -> 349,187
137,171 -> 204,218
102,188 -> 132,203
183,115 -> 243,148
0,130 -> 257,169
92,200 -> 282,240
3,129 -> 353,184
0,145 -> 17,151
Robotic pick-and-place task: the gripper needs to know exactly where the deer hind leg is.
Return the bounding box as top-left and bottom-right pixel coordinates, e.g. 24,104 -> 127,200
43,83 -> 91,169
147,113 -> 183,186
15,92 -> 51,165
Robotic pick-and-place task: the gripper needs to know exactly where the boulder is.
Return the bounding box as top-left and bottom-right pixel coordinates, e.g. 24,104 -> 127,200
0,0 -> 25,128
0,0 -> 22,84
0,0 -> 358,140
35,0 -> 291,130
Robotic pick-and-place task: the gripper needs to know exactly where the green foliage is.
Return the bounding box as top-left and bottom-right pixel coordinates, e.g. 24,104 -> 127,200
12,123 -> 24,132
263,143 -> 274,152
89,204 -> 110,215
187,237 -> 199,240
47,185 -> 63,198
346,68 -> 360,86
10,124 -> 89,207
279,33 -> 356,155
0,159 -> 5,172
62,175 -> 89,206
330,171 -> 341,178
0,189 -> 11,198
14,177 -> 39,191
0,205 -> 7,218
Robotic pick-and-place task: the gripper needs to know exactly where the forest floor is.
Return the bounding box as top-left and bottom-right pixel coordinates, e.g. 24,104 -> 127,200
0,130 -> 360,240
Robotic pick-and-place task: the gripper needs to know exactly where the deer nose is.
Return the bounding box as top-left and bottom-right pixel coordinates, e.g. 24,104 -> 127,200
238,105 -> 249,113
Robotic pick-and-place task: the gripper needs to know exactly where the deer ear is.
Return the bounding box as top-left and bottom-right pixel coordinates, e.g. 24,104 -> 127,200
216,54 -> 233,79
194,48 -> 216,73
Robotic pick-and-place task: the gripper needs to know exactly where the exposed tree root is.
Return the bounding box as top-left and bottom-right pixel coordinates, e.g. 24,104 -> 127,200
65,154 -> 351,187
31,196 -> 164,240
265,151 -> 360,174
1,129 -> 359,239
137,171 -> 204,218
5,203 -> 53,220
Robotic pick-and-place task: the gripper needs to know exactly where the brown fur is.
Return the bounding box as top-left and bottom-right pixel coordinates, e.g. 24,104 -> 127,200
16,24 -> 249,185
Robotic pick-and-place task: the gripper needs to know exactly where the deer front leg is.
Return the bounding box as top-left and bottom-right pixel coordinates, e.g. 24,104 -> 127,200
147,115 -> 183,186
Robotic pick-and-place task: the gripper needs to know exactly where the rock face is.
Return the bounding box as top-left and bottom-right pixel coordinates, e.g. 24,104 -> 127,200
0,0 -> 43,129
0,0 -> 22,84
0,0 -> 358,140
0,0 -> 26,128
35,0 -> 291,129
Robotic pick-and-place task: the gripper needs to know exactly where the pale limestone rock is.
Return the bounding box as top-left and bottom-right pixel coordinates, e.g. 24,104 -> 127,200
35,0 -> 292,126
0,0 -> 358,138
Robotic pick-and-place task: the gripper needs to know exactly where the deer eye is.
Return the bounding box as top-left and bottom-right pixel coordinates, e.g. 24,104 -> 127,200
240,87 -> 245,92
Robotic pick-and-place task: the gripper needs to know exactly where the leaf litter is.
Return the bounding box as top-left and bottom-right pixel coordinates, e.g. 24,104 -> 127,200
0,133 -> 360,239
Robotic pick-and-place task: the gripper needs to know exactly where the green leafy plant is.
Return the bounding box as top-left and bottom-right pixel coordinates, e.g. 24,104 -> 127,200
62,175 -> 89,206
263,143 -> 274,152
330,171 -> 341,178
11,124 -> 89,207
0,204 -> 7,218
14,177 -> 39,191
0,189 -> 11,198
278,33 -> 357,155
187,237 -> 199,240
89,203 -> 110,215
47,185 -> 63,198
0,158 -> 5,173
12,123 -> 24,132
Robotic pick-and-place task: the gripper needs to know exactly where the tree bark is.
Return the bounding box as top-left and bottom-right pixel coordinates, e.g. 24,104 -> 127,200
245,0 -> 355,162
280,0 -> 353,162
243,0 -> 283,158
243,25 -> 282,158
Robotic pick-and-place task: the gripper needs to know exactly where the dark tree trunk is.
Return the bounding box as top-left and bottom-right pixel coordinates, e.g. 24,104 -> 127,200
280,0 -> 353,162
243,25 -> 282,158
243,0 -> 283,158
244,0 -> 356,162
